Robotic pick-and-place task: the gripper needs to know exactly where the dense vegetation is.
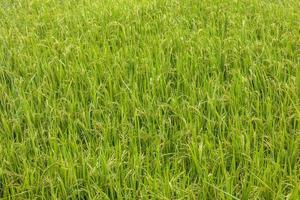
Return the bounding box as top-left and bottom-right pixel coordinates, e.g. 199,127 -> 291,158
0,0 -> 299,199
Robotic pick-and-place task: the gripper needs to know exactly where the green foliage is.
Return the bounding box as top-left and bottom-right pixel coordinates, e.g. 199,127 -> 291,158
0,0 -> 300,199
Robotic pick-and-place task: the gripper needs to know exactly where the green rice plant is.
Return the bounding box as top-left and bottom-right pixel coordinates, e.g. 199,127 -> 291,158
0,0 -> 299,199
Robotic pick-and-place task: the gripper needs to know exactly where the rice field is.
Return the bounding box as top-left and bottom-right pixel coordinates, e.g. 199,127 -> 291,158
0,0 -> 300,199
